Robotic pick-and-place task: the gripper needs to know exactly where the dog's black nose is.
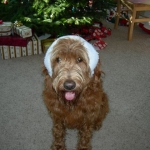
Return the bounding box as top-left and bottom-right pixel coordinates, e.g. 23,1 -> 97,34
64,80 -> 76,90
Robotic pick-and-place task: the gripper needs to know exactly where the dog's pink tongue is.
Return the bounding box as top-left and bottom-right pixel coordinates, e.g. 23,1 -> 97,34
65,92 -> 75,101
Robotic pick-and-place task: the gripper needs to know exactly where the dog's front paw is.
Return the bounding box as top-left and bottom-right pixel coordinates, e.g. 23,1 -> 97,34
77,148 -> 91,150
51,144 -> 66,150
77,146 -> 91,150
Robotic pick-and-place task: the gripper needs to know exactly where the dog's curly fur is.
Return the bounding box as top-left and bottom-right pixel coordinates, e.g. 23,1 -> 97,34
43,38 -> 109,150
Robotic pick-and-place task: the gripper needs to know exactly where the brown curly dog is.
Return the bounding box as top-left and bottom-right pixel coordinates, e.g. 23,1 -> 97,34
43,35 -> 109,150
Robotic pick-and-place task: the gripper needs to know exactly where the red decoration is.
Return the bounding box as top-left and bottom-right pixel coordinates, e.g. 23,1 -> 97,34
93,40 -> 107,50
100,26 -> 111,36
0,20 -> 3,24
71,22 -> 111,50
4,0 -> 8,4
0,34 -> 32,47
89,0 -> 93,8
139,23 -> 150,34
89,23 -> 111,50
93,28 -> 107,39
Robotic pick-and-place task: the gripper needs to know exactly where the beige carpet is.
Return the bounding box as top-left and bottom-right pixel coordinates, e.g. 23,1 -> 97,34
0,21 -> 150,150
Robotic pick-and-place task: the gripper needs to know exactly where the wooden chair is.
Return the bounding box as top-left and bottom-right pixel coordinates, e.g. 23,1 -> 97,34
114,0 -> 150,40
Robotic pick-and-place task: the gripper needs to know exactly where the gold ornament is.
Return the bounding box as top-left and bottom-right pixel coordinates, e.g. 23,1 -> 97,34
14,21 -> 23,27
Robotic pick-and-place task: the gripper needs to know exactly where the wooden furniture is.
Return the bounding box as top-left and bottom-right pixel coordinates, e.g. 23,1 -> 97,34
114,0 -> 150,40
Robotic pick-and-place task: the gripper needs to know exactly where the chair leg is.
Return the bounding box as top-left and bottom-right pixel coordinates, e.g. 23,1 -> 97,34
114,0 -> 121,29
128,5 -> 136,41
135,11 -> 140,26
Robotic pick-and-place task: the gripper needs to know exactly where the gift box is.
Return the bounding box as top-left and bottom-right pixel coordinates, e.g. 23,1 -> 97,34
0,34 -> 31,47
0,22 -> 13,36
41,38 -> 55,53
14,25 -> 32,38
30,34 -> 42,55
0,34 -> 42,59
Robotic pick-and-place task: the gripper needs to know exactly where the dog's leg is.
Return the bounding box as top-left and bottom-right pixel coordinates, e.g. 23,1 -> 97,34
94,93 -> 109,130
51,121 -> 66,150
77,125 -> 93,150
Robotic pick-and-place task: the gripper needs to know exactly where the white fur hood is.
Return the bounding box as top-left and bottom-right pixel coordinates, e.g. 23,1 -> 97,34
44,35 -> 99,77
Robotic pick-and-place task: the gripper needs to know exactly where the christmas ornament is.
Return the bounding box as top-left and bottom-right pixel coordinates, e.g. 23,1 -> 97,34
72,6 -> 75,13
14,21 -> 23,27
89,0 -> 93,8
4,0 -> 8,4
0,20 -> 3,24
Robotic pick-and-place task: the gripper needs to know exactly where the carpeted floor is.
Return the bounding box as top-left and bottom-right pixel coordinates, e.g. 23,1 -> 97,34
0,21 -> 150,150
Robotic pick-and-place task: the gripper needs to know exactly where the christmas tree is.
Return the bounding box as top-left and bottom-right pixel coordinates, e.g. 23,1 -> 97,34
0,0 -> 115,35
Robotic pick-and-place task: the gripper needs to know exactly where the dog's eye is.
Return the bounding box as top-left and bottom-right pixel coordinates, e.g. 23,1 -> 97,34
56,57 -> 61,63
77,57 -> 83,63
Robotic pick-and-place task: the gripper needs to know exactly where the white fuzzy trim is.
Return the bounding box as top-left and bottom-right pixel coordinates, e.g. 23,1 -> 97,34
44,35 -> 99,77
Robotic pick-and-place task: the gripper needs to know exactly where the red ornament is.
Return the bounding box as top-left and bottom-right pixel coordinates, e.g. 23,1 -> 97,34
89,0 -> 93,8
4,0 -> 8,4
0,20 -> 3,24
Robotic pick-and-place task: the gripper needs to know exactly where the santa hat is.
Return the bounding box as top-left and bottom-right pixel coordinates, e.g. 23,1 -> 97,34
44,35 -> 99,77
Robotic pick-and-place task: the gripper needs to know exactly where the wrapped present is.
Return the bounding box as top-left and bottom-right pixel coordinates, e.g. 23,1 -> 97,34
23,34 -> 42,56
0,34 -> 42,59
14,25 -> 32,38
0,45 -> 10,59
34,34 -> 42,54
41,38 -> 55,53
15,46 -> 22,58
93,40 -> 107,50
9,46 -> 15,58
0,34 -> 31,47
0,22 -> 13,36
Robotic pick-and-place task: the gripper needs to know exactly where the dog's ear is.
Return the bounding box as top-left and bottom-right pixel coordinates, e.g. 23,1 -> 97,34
42,65 -> 52,83
93,60 -> 102,81
42,65 -> 49,76
43,65 -> 53,91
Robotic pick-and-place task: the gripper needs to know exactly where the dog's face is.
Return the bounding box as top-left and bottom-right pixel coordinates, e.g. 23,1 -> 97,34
50,38 -> 91,103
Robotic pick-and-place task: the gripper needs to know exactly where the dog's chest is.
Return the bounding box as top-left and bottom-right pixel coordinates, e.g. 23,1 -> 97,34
64,109 -> 86,128
63,104 -> 99,129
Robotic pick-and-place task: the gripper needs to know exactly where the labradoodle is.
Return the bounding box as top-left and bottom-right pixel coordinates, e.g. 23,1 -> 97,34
43,35 -> 109,150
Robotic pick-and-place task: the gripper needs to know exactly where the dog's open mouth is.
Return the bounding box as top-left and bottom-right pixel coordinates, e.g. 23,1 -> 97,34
65,91 -> 75,101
